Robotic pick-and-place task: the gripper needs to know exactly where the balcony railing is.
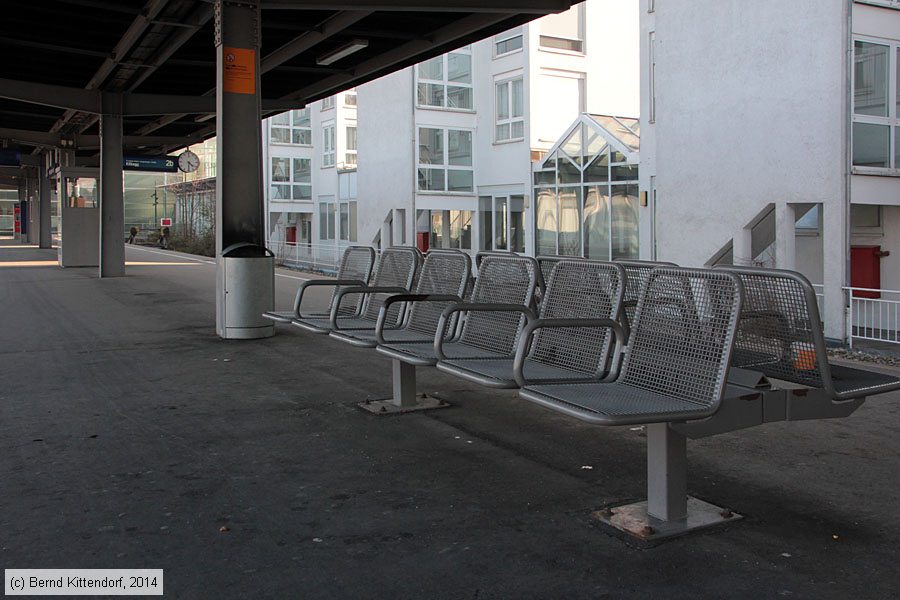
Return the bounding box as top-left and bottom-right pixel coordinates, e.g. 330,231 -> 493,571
845,286 -> 900,347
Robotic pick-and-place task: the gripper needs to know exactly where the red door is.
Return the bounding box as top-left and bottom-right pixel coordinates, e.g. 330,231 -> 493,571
285,226 -> 297,244
850,246 -> 881,299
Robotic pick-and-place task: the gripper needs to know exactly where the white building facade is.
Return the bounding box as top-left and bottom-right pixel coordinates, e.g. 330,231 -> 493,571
640,0 -> 900,341
263,0 -> 640,266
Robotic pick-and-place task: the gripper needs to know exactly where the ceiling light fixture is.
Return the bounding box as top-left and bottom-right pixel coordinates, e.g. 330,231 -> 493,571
316,39 -> 369,66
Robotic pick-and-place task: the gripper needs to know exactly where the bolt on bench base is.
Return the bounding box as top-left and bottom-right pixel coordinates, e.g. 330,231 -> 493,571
358,359 -> 451,415
593,496 -> 741,543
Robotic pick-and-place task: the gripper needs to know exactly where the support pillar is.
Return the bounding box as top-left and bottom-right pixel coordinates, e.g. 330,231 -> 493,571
822,200 -> 847,341
16,178 -> 28,243
357,358 -> 448,415
775,203 -> 796,271
646,423 -> 687,521
39,152 -> 52,249
392,359 -> 417,407
214,0 -> 272,339
100,92 -> 125,277
733,226 -> 753,266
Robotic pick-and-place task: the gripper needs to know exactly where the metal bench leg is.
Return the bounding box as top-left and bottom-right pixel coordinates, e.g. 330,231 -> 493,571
592,423 -> 742,543
647,423 -> 687,521
392,359 -> 417,408
357,359 -> 450,415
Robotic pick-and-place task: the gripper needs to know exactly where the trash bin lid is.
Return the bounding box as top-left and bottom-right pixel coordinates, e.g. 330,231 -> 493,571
221,242 -> 274,258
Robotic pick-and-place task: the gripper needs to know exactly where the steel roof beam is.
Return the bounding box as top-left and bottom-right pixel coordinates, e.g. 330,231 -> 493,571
259,0 -> 569,13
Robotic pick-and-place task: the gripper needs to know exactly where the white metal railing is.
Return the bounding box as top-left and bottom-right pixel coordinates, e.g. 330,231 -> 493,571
811,283 -> 824,315
266,239 -> 350,274
844,286 -> 900,348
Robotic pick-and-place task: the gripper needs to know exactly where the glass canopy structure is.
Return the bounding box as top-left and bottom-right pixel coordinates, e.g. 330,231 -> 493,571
533,114 -> 640,259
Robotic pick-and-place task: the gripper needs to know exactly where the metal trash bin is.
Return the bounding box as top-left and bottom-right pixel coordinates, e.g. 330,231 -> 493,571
217,242 -> 275,339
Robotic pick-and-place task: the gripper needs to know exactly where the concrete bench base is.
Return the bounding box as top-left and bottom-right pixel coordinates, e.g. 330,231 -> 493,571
358,394 -> 449,415
593,496 -> 742,544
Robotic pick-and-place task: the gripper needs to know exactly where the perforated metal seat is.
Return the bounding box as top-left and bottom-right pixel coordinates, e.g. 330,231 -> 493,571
296,246 -> 420,335
377,254 -> 539,367
520,267 -> 743,426
436,260 -> 626,389
719,266 -> 900,401
262,246 -> 375,330
329,249 -> 471,348
613,259 -> 677,332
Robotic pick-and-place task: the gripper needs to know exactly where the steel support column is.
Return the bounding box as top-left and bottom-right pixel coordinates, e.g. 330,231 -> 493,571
214,0 -> 269,338
26,170 -> 39,245
39,152 -> 52,249
646,423 -> 688,522
100,93 -> 125,277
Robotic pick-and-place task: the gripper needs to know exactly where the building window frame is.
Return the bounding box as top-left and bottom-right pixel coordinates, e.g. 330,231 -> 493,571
416,126 -> 475,194
495,77 -> 525,143
851,35 -> 900,174
415,47 -> 474,112
538,3 -> 586,55
270,108 -> 312,146
322,122 -> 336,168
270,156 -> 312,201
321,95 -> 335,111
494,28 -> 524,58
345,125 -> 358,167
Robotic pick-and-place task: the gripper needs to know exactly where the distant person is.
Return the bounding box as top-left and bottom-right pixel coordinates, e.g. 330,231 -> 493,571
160,227 -> 170,249
128,227 -> 138,244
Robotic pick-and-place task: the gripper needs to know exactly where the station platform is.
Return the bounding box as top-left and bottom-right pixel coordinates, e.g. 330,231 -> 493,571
2,237 -> 899,599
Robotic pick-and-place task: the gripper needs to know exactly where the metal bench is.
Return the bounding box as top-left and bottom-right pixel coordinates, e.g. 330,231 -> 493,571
262,245 -> 375,328
293,246 -> 421,335
720,266 -> 900,401
613,259 -> 677,334
518,267 -> 744,540
328,249 -> 471,348
374,254 -> 538,411
435,259 -> 626,389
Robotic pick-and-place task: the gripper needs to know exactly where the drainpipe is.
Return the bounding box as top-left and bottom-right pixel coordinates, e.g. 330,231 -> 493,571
843,0 -> 853,345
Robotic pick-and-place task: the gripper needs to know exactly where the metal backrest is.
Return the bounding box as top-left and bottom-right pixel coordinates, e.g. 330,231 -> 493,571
459,255 -> 539,355
333,246 -> 376,316
536,254 -> 586,304
620,267 -> 742,410
362,247 -> 422,323
406,250 -> 472,335
614,259 -> 678,327
716,266 -> 828,389
531,260 -> 626,375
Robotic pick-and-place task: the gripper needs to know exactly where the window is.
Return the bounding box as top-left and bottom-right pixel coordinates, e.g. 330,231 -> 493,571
539,4 -> 584,53
649,32 -> 656,124
318,200 -> 336,240
495,28 -> 523,57
345,126 -> 358,166
344,91 -> 357,106
339,202 -> 350,240
322,123 -> 335,168
270,157 -> 311,200
417,127 -> 474,192
416,48 -> 473,110
852,39 -> 900,170
479,195 -> 524,252
270,108 -> 311,145
321,96 -> 335,110
851,204 -> 882,230
496,78 -> 525,142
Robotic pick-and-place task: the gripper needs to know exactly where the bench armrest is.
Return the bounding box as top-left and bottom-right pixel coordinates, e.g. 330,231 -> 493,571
434,303 -> 537,360
512,318 -> 628,388
330,285 -> 411,328
293,279 -> 368,318
374,294 -> 464,345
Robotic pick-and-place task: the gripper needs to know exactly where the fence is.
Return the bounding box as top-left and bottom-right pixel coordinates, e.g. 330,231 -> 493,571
845,286 -> 900,348
266,239 -> 349,274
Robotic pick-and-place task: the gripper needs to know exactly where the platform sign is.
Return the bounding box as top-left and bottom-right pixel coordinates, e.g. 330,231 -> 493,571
123,155 -> 178,173
13,204 -> 20,233
160,218 -> 173,227
0,149 -> 21,166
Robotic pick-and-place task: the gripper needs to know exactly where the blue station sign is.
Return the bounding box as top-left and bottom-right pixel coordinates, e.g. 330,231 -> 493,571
0,149 -> 21,166
123,155 -> 178,173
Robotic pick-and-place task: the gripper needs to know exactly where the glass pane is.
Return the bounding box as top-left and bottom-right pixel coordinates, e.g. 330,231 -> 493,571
271,127 -> 291,143
854,41 -> 889,117
327,205 -> 335,240
496,34 -> 523,55
292,129 -> 311,145
496,82 -> 510,119
479,196 -> 493,250
511,120 -> 525,140
340,203 -> 349,240
319,204 -> 328,239
272,112 -> 290,126
419,56 -> 443,80
271,157 -> 290,181
851,204 -> 881,228
511,79 -> 524,117
853,122 -> 890,167
349,201 -> 357,242
346,126 -> 358,150
292,108 -> 310,127
495,197 -> 508,250
496,123 -> 510,141
585,127 -> 606,161
447,86 -> 473,109
292,185 -> 311,200
611,164 -> 639,181
419,128 -> 443,164
448,130 -> 472,166
418,168 -> 445,191
539,36 -> 583,52
557,154 -> 581,184
448,52 -> 471,84
271,185 -> 290,200
611,185 -> 639,259
584,151 -> 609,183
431,211 -> 444,248
558,187 -> 582,256
293,158 -> 311,183
450,210 -> 462,249
509,195 -> 525,253
447,169 -> 473,192
534,171 -> 555,186
535,188 -> 558,255
561,127 -> 582,162
417,83 -> 444,107
583,185 -> 610,260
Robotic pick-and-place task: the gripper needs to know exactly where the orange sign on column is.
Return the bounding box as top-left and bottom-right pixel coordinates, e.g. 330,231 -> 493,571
222,47 -> 256,95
